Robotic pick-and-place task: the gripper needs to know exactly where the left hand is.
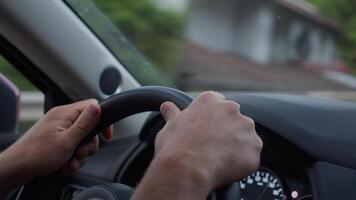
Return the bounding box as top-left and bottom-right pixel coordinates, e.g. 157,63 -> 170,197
1,99 -> 112,181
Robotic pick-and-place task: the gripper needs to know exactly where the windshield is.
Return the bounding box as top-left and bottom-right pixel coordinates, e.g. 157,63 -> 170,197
66,0 -> 356,96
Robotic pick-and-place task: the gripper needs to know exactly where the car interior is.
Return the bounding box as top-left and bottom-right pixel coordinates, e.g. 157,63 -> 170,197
0,73 -> 20,150
1,0 -> 356,200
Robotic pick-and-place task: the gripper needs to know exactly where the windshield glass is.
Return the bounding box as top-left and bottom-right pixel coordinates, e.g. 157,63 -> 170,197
66,0 -> 356,97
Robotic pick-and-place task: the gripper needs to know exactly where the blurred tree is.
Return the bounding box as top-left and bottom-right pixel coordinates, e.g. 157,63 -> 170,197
0,56 -> 36,91
308,0 -> 356,70
93,0 -> 185,72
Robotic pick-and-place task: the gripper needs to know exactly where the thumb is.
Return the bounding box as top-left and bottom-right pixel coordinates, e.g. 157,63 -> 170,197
160,102 -> 181,121
67,103 -> 101,142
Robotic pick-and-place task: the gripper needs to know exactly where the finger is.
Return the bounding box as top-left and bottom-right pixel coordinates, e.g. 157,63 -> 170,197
75,136 -> 99,159
102,126 -> 113,140
55,99 -> 98,115
64,99 -> 99,111
67,103 -> 101,143
48,99 -> 99,125
160,102 -> 181,121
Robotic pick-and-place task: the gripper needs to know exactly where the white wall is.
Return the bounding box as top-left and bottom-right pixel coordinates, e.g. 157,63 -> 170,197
184,0 -> 336,66
185,0 -> 237,52
239,5 -> 274,63
267,5 -> 336,66
321,35 -> 335,65
309,28 -> 322,63
186,0 -> 274,64
151,0 -> 188,13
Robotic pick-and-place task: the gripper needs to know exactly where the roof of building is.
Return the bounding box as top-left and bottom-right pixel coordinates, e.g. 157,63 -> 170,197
274,0 -> 340,31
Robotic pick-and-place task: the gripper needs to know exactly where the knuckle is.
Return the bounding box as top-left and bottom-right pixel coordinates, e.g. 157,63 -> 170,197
223,101 -> 240,114
242,115 -> 255,128
198,91 -> 218,101
48,106 -> 61,115
246,137 -> 263,173
255,136 -> 264,152
76,119 -> 89,133
69,109 -> 81,120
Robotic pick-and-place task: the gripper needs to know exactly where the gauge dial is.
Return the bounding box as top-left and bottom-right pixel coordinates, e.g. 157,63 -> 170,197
240,168 -> 286,200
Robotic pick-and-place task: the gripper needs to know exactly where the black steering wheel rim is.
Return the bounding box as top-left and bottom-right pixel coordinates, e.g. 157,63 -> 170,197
82,86 -> 193,143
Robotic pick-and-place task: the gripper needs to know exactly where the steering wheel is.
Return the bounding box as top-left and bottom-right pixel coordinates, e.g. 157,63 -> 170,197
18,86 -> 240,200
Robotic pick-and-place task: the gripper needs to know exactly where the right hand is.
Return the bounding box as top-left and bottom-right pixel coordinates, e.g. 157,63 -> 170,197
155,91 -> 263,190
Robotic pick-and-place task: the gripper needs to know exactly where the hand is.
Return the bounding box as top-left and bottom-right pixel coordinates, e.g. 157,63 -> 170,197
0,99 -> 112,195
133,91 -> 262,200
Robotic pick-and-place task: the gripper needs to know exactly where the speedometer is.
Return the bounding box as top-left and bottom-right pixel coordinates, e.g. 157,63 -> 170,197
240,168 -> 286,200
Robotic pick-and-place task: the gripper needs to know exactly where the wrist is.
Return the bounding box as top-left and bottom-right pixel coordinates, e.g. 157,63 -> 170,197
0,147 -> 34,194
133,149 -> 213,200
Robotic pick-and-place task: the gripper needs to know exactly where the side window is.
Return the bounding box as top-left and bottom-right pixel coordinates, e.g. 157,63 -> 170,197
0,55 -> 43,133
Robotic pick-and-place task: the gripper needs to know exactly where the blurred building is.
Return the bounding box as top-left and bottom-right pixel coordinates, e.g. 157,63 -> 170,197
153,0 -> 340,67
152,0 -> 351,91
185,0 -> 340,67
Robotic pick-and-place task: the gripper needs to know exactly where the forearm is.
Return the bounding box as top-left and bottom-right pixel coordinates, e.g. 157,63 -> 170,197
0,149 -> 32,196
132,153 -> 212,200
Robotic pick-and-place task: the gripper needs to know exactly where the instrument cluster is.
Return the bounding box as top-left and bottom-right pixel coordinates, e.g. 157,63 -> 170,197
240,167 -> 312,200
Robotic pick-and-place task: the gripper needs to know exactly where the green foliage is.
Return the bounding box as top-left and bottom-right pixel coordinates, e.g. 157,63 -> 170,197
308,0 -> 356,70
93,0 -> 185,71
0,56 -> 36,91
